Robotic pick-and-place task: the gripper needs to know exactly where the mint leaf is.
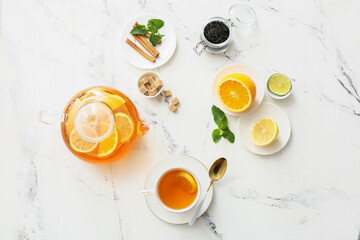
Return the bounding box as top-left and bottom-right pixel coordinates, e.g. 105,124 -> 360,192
211,105 -> 235,143
155,33 -> 165,39
218,118 -> 227,130
212,129 -> 222,143
147,21 -> 158,33
149,19 -> 164,30
130,25 -> 148,35
149,33 -> 158,47
211,105 -> 225,124
211,105 -> 227,129
222,128 -> 235,143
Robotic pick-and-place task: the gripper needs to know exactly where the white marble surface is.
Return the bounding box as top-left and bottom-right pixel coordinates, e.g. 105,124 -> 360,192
1,0 -> 360,239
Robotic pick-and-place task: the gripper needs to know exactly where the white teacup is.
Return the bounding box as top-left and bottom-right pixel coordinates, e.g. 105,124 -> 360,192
143,168 -> 201,213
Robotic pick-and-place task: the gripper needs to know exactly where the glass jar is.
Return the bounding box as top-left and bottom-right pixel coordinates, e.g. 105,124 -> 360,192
194,4 -> 256,56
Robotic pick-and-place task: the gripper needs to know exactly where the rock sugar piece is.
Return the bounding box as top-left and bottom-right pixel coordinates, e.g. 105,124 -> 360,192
148,88 -> 158,96
144,83 -> 152,90
169,104 -> 177,112
139,77 -> 149,86
154,79 -> 163,90
139,85 -> 148,95
171,97 -> 180,105
149,77 -> 156,88
163,90 -> 172,97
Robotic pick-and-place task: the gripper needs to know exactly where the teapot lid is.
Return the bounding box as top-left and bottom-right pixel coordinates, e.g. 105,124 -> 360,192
74,101 -> 115,143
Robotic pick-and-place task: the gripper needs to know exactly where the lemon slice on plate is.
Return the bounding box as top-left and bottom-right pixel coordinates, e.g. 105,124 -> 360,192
115,113 -> 135,143
251,117 -> 279,146
99,94 -> 126,110
217,73 -> 256,112
69,128 -> 98,153
175,171 -> 197,193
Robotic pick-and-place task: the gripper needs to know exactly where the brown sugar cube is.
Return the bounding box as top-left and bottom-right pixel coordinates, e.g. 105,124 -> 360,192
169,104 -> 177,112
149,77 -> 156,88
163,90 -> 172,97
154,79 -> 163,90
144,83 -> 152,90
149,77 -> 155,84
139,77 -> 149,86
139,85 -> 148,95
171,97 -> 180,106
148,88 -> 158,96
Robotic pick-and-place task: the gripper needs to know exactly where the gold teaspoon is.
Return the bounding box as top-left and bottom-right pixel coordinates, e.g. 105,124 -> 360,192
188,157 -> 227,226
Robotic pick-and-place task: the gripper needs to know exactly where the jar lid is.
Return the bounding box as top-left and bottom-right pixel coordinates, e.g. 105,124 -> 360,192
74,101 -> 115,143
229,4 -> 256,30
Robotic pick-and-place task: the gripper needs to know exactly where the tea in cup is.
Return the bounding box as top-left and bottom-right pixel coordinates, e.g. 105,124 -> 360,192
145,168 -> 201,212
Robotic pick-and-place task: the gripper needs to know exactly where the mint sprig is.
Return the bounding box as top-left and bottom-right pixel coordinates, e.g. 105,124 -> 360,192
211,105 -> 235,143
130,19 -> 165,47
212,129 -> 222,143
149,33 -> 164,46
148,19 -> 164,30
130,25 -> 148,35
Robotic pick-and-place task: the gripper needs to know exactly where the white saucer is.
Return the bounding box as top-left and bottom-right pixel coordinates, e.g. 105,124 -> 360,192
120,14 -> 177,69
212,64 -> 264,116
144,155 -> 213,224
238,102 -> 291,155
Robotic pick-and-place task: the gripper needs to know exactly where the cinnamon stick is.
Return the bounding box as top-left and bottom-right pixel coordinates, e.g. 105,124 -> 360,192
125,38 -> 156,62
133,22 -> 161,44
133,34 -> 159,58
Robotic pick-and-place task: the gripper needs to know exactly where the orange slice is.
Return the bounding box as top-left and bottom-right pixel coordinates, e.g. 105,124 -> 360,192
217,73 -> 256,112
99,94 -> 126,110
175,171 -> 197,193
98,123 -> 118,158
69,128 -> 98,153
115,113 -> 135,143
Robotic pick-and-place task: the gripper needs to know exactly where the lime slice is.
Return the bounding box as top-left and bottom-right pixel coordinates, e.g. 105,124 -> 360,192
267,73 -> 292,96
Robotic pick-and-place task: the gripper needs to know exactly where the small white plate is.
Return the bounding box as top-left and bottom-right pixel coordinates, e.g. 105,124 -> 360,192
212,64 -> 264,116
120,14 -> 177,69
238,102 -> 291,155
144,155 -> 213,224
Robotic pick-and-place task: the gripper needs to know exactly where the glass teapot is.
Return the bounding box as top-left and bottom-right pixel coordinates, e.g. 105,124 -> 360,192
38,86 -> 151,164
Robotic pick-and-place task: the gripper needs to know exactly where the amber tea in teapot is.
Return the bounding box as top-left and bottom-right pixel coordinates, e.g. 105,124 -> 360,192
59,86 -> 149,164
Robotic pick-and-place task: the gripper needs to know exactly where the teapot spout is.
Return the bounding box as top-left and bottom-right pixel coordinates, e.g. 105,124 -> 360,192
137,120 -> 154,137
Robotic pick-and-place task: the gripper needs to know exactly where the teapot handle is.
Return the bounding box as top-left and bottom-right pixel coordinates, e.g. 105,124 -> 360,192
37,110 -> 64,126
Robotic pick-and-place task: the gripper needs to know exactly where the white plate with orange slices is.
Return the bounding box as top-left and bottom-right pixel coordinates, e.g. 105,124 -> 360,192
212,64 -> 264,116
238,102 -> 291,155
